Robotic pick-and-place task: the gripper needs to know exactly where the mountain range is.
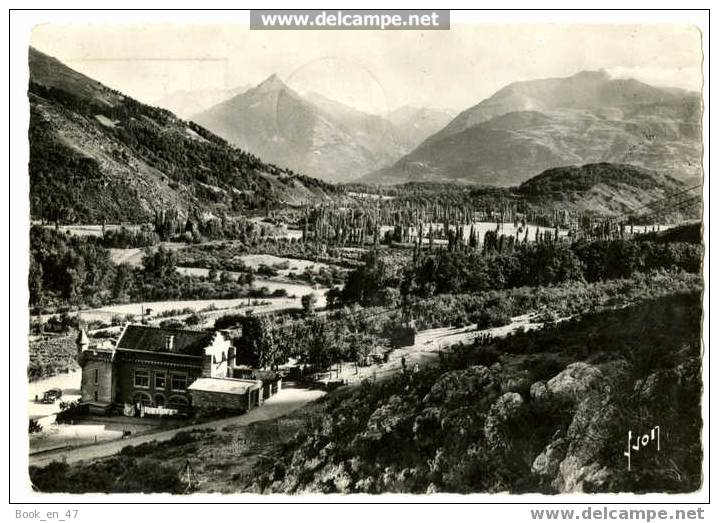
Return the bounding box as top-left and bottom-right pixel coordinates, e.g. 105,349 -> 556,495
27,49 -> 700,223
28,48 -> 338,223
153,85 -> 252,120
363,70 -> 703,186
191,77 -> 453,183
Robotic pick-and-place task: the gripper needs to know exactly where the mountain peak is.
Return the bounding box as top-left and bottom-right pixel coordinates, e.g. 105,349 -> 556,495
254,73 -> 287,92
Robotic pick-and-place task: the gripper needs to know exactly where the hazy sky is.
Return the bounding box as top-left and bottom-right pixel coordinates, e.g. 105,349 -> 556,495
30,23 -> 703,114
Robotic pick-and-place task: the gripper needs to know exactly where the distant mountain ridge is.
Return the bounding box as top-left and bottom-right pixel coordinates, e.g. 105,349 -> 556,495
28,48 -> 338,223
192,77 -> 452,182
153,85 -> 252,119
364,70 -> 702,186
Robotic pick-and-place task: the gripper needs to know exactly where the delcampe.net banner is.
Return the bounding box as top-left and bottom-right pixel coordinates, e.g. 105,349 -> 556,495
250,9 -> 450,30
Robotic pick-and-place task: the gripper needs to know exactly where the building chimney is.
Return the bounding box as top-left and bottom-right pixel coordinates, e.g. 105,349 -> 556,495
165,335 -> 174,351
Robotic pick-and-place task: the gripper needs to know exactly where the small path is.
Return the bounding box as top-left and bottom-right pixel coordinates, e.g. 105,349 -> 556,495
28,387 -> 325,468
328,313 -> 544,386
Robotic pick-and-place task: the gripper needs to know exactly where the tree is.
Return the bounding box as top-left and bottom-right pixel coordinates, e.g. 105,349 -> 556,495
28,258 -> 44,305
326,287 -> 342,309
301,293 -> 318,315
112,263 -> 133,300
141,245 -> 176,278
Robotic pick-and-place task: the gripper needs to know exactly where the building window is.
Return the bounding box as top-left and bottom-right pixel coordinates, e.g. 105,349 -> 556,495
155,372 -> 166,390
171,373 -> 187,391
93,390 -> 98,402
94,368 -> 98,385
134,369 -> 150,389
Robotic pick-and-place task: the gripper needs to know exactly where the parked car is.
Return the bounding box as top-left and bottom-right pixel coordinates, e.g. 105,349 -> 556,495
41,388 -> 63,403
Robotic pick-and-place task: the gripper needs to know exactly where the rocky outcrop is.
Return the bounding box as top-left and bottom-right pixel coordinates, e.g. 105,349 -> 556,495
551,392 -> 618,492
634,362 -> 700,401
425,365 -> 499,405
531,361 -> 628,492
484,392 -> 525,450
546,362 -> 606,402
532,433 -> 568,479
501,373 -> 532,394
363,395 -> 412,440
530,381 -> 548,400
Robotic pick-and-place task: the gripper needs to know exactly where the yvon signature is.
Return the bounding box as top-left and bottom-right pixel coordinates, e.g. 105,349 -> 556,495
624,425 -> 661,471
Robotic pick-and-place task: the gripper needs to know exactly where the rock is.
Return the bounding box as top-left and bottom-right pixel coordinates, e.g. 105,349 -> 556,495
484,392 -> 524,449
554,460 -> 611,493
634,372 -> 664,400
354,477 -> 375,493
413,407 -> 443,447
425,365 -> 498,405
501,376 -> 531,394
634,362 -> 700,401
546,362 -> 605,402
552,395 -> 619,492
363,395 -> 412,440
530,381 -> 548,400
318,441 -> 336,460
532,437 -> 568,478
332,462 -> 353,493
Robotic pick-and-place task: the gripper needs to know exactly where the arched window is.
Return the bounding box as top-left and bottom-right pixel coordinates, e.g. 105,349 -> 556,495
132,391 -> 152,406
154,393 -> 165,407
168,395 -> 189,410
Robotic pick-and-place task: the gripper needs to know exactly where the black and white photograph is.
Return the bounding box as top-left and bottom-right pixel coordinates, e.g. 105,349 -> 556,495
7,6 -> 710,512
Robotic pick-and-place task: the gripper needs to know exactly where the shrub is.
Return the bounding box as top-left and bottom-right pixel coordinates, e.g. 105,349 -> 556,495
29,419 -> 43,434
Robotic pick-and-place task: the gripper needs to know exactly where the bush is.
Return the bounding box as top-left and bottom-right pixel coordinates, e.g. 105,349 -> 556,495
29,419 -> 43,434
184,313 -> 203,327
301,293 -> 317,315
159,319 -> 185,329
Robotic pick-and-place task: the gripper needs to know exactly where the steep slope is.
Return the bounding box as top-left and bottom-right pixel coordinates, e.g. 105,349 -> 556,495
192,77 -> 395,183
28,48 -> 337,223
192,78 -> 449,183
153,85 -> 252,119
365,71 -> 702,185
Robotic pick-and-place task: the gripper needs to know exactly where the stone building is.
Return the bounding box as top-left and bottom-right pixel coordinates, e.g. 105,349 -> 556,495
77,323 -> 271,415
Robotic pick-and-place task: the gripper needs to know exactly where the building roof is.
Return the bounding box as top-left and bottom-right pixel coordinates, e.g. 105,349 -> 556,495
116,324 -> 214,356
187,377 -> 261,395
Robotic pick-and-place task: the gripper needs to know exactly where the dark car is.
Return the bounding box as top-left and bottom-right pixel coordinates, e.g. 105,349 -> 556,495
41,388 -> 63,403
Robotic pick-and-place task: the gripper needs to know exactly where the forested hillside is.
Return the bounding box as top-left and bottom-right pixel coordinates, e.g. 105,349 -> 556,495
28,48 -> 339,223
